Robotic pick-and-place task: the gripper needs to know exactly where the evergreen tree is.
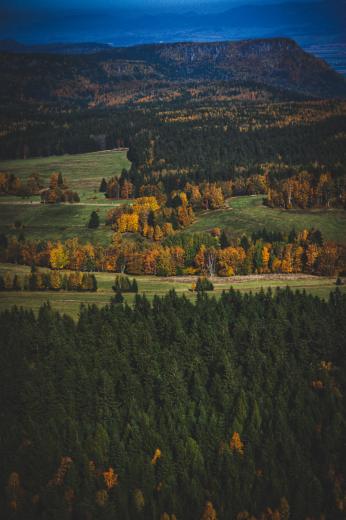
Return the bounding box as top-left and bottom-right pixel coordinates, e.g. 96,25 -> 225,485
88,211 -> 100,229
99,178 -> 108,192
111,288 -> 124,304
195,277 -> 214,292
12,274 -> 21,291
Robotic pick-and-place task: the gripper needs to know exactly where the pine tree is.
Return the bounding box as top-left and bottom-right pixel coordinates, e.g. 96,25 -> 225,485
196,277 -> 214,292
99,178 -> 108,192
131,278 -> 138,293
12,275 -> 21,291
111,288 -> 124,304
88,211 -> 100,229
29,264 -> 37,291
91,274 -> 98,292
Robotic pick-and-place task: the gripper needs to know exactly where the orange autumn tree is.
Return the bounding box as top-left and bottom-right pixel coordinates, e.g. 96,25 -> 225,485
261,245 -> 271,273
230,432 -> 244,455
6,472 -> 21,512
201,500 -> 217,520
103,467 -> 118,489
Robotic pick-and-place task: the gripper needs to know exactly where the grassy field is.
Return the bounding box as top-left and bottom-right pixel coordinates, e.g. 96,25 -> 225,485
1,152 -> 345,249
0,149 -> 130,200
0,203 -> 116,245
0,150 -> 131,245
190,195 -> 346,244
0,263 -> 343,320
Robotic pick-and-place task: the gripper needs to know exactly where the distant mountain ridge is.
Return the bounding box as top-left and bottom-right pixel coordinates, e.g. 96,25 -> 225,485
0,38 -> 345,103
0,40 -> 112,54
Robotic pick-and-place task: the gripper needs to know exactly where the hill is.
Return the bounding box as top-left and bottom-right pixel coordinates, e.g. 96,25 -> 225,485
0,38 -> 345,105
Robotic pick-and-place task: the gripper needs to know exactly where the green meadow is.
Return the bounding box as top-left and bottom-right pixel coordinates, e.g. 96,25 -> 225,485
0,150 -> 131,245
0,263 -> 343,319
0,149 -> 130,199
190,195 -> 346,244
0,203 -> 116,245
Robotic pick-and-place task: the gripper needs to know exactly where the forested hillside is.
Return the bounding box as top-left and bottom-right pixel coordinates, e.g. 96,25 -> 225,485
1,39 -> 345,103
1,289 -> 346,519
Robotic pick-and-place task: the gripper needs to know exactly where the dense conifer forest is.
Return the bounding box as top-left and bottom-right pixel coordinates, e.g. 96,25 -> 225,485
1,289 -> 346,519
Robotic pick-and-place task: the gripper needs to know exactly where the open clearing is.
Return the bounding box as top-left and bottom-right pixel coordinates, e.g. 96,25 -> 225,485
189,195 -> 346,244
0,263 -> 343,319
0,203 -> 116,245
0,148 -> 130,201
0,150 -> 131,245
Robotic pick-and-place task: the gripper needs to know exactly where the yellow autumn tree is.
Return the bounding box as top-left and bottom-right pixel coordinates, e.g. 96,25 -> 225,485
271,257 -> 282,273
133,196 -> 160,213
151,448 -> 162,465
49,270 -> 62,290
306,243 -> 319,273
154,225 -> 164,241
50,241 -> 68,270
117,213 -> 139,233
261,245 -> 270,273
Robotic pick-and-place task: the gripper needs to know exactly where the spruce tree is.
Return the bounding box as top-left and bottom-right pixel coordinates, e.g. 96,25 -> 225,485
131,278 -> 138,293
88,211 -> 100,229
99,178 -> 108,192
111,288 -> 124,304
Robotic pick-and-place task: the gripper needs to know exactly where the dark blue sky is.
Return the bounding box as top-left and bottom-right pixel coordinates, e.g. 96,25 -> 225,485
0,0 -> 344,52
2,0 -> 318,10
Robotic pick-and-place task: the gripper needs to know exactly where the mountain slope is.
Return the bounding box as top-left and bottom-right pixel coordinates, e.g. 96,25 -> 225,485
0,38 -> 345,106
108,39 -> 346,97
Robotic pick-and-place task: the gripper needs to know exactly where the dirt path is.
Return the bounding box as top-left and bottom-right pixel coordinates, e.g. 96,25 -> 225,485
161,274 -> 321,284
0,201 -> 121,207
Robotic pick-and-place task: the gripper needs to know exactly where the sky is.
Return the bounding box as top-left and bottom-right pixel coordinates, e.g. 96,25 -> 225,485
1,0 -> 319,11
0,0 -> 344,51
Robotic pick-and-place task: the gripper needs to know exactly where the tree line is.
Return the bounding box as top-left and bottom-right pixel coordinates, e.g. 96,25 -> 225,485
0,171 -> 80,203
1,226 -> 345,277
0,266 -> 97,292
265,170 -> 346,209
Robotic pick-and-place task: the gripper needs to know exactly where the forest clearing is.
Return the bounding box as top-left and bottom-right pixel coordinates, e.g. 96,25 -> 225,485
0,262 -> 343,319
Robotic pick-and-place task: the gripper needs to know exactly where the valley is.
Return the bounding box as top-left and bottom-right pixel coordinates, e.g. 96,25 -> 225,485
1,27 -> 346,520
